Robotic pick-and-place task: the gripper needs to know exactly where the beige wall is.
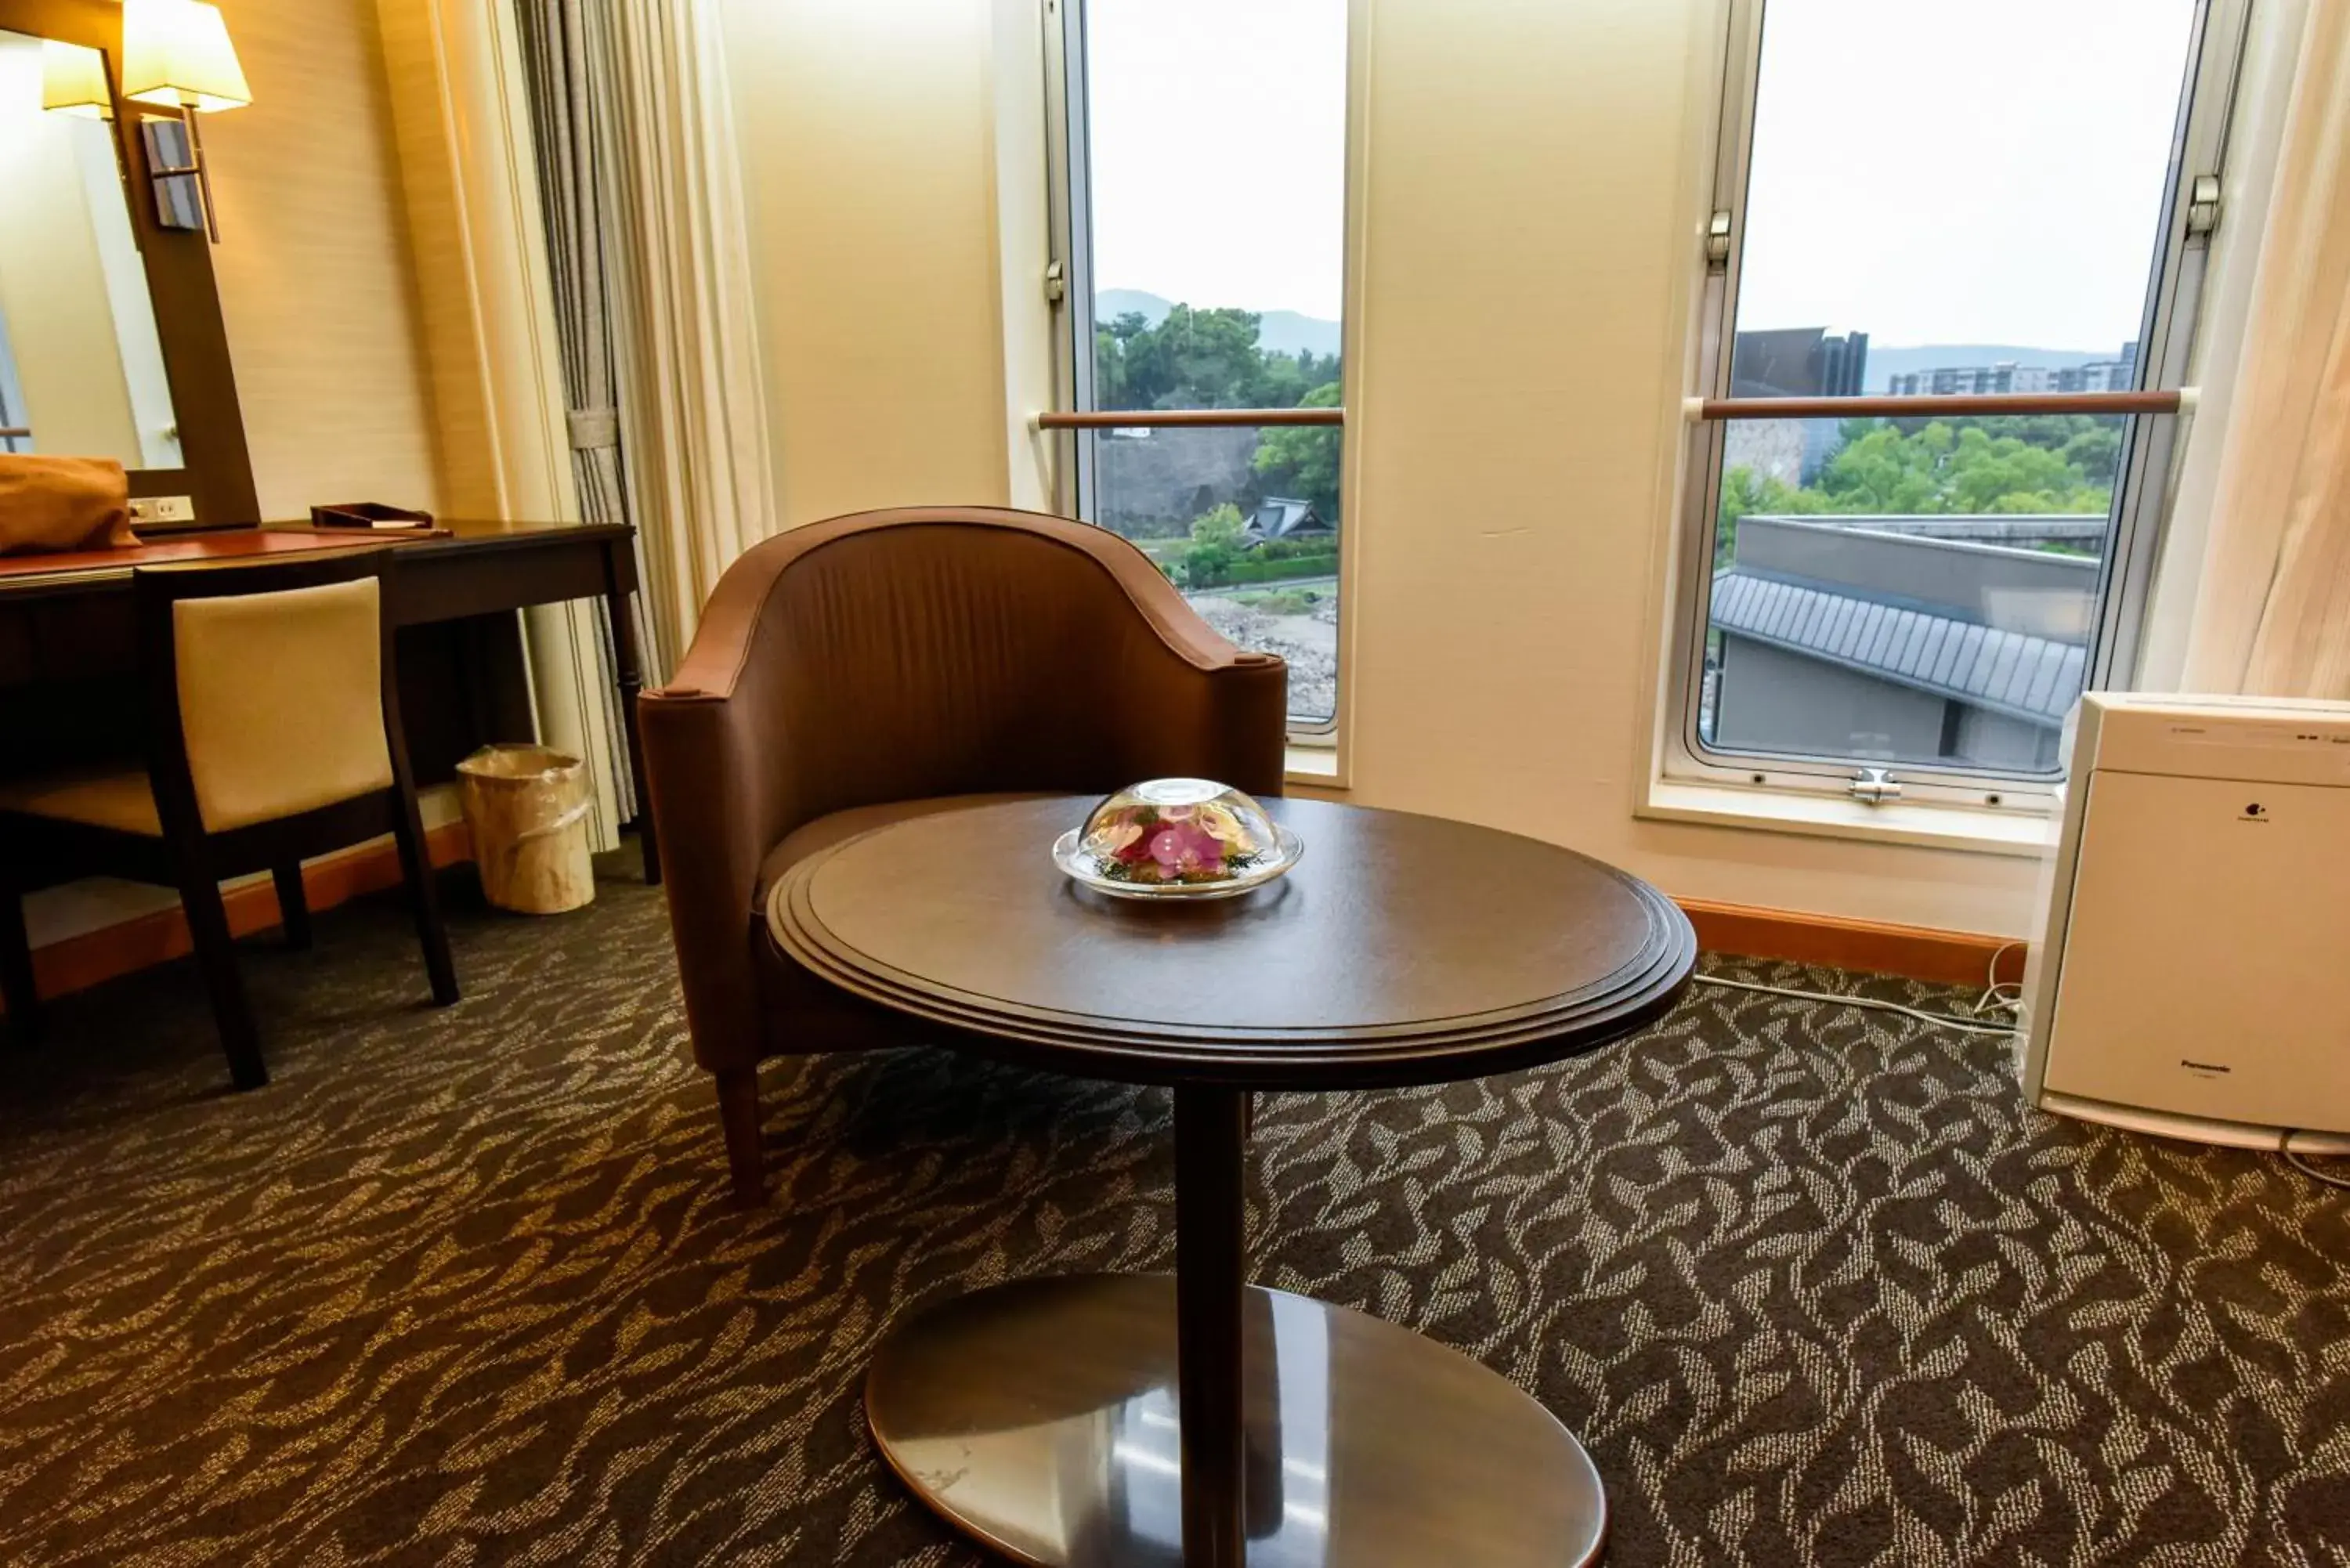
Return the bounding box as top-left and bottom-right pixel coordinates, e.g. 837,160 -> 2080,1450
718,0 -> 1014,526
204,0 -> 445,520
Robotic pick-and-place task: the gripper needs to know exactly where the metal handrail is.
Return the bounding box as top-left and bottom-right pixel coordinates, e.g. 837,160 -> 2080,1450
1690,389 -> 2191,421
1034,391 -> 2181,429
1036,407 -> 1343,430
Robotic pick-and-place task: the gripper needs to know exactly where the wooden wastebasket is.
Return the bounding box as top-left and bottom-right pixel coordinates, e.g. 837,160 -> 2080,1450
457,745 -> 595,914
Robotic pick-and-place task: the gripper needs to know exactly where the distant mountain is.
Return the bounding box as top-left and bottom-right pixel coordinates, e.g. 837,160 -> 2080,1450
1097,287 -> 1176,327
1256,310 -> 1343,361
1096,288 -> 1343,361
1861,343 -> 2122,392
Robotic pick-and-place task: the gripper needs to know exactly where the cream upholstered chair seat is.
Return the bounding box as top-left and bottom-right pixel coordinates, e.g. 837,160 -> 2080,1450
0,580 -> 396,842
0,768 -> 167,836
0,580 -> 396,840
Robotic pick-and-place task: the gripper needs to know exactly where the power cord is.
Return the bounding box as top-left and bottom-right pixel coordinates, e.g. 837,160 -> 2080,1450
1691,937 -> 2025,1039
1969,940 -> 2026,1025
2279,1133 -> 2350,1191
1690,973 -> 2019,1038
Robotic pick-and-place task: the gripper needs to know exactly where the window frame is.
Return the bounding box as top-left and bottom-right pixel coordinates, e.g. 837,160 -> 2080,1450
1041,0 -> 1351,745
1661,0 -> 2253,814
0,303 -> 27,453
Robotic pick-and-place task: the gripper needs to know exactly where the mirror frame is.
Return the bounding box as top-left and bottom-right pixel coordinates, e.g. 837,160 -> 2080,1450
0,0 -> 258,526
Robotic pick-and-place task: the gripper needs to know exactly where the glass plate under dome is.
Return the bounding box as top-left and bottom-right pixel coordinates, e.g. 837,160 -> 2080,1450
1052,779 -> 1303,901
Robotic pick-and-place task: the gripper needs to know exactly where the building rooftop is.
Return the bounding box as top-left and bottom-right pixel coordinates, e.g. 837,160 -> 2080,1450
1730,515 -> 2102,643
1711,568 -> 2088,727
1246,497 -> 1331,543
1748,513 -> 2106,550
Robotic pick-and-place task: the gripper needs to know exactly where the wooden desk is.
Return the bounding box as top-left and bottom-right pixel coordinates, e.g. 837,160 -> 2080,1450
0,518 -> 660,883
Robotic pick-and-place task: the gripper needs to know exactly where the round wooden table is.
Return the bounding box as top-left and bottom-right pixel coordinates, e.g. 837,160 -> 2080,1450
767,796 -> 1695,1568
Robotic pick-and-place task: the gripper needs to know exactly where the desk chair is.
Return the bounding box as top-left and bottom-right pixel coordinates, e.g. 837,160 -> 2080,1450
0,551 -> 458,1087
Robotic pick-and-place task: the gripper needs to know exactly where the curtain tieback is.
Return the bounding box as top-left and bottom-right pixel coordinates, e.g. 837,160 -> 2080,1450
567,407 -> 620,451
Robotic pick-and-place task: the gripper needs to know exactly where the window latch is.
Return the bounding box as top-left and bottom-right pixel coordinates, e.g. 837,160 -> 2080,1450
1705,210 -> 1734,268
1044,259 -> 1067,305
2186,175 -> 2221,237
1848,767 -> 1903,805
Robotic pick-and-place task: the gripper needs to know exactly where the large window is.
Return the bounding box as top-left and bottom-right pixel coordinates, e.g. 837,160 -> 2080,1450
1673,0 -> 2244,803
1047,0 -> 1349,732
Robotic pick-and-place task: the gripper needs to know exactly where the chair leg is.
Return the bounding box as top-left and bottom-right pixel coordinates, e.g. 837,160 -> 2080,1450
272,862 -> 313,951
717,1067 -> 766,1206
0,882 -> 42,1049
179,869 -> 266,1090
390,799 -> 459,1008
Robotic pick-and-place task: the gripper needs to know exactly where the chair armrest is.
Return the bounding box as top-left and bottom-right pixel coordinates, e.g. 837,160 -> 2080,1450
638,681 -> 798,1071
638,532 -> 812,1071
1027,511 -> 1290,795
1157,651 -> 1289,799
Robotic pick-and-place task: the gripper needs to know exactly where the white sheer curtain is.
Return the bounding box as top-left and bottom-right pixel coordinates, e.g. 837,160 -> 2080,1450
592,0 -> 779,673
512,0 -> 776,677
2181,3 -> 2350,699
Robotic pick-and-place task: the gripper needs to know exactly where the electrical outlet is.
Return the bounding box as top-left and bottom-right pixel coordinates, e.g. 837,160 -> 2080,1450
129,495 -> 196,526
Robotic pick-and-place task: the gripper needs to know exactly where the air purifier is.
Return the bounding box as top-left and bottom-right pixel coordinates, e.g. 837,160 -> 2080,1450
2021,692 -> 2350,1153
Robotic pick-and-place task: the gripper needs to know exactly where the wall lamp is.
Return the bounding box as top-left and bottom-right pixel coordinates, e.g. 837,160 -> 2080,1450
38,40 -> 113,119
39,0 -> 251,243
124,0 -> 251,243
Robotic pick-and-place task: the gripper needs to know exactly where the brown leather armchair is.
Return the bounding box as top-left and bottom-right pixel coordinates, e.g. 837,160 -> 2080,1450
638,507 -> 1288,1201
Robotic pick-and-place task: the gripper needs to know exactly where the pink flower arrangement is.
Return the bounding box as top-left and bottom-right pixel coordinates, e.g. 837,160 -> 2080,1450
1136,818 -> 1225,876
1084,800 -> 1262,885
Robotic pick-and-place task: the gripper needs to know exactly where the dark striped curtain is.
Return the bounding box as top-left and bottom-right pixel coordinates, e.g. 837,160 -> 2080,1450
514,0 -> 649,817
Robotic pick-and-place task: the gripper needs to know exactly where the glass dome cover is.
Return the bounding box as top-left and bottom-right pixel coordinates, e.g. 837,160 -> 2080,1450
1053,778 -> 1303,899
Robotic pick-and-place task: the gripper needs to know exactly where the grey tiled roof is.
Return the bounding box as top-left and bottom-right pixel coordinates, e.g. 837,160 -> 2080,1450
1247,497 -> 1329,540
1711,570 -> 2087,726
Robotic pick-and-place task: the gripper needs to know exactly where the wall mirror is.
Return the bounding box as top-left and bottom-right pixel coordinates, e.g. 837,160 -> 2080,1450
0,0 -> 254,526
0,26 -> 183,471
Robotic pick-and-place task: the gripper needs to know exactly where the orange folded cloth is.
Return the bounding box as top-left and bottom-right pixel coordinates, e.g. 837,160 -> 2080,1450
0,456 -> 137,556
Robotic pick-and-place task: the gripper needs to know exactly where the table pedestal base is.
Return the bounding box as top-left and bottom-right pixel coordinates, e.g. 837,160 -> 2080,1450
865,1273 -> 1607,1568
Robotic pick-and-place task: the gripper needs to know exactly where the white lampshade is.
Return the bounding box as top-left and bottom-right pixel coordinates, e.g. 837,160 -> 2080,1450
39,40 -> 114,119
121,0 -> 251,114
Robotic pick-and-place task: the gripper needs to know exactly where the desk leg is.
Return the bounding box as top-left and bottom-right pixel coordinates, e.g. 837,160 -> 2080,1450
1174,1084 -> 1249,1568
602,548 -> 660,885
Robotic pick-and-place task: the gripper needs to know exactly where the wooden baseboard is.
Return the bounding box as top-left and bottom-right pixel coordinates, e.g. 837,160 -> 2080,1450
16,823 -> 474,1006
13,837 -> 2012,1010
1677,897 -> 2026,988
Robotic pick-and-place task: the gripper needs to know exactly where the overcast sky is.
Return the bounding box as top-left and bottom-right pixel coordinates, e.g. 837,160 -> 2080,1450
1087,0 -> 2197,351
1086,0 -> 1348,322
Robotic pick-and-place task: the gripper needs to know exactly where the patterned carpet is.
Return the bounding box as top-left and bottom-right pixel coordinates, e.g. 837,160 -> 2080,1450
2,847 -> 2346,1567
